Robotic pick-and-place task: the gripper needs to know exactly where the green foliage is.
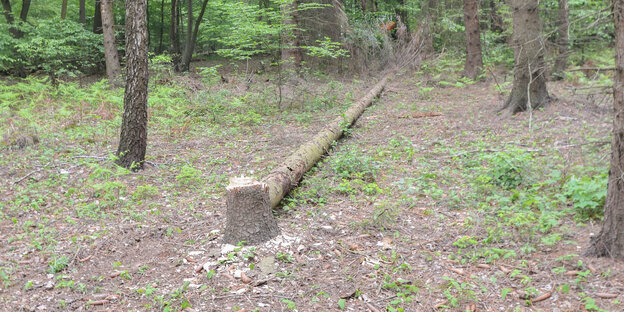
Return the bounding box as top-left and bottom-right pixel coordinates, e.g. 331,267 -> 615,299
1,19 -> 103,77
482,150 -> 533,190
330,148 -> 378,182
48,254 -> 70,274
175,165 -> 203,189
564,174 -> 607,221
304,37 -> 349,59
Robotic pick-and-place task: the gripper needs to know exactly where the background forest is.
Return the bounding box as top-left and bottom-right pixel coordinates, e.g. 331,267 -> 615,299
1,0 -> 623,311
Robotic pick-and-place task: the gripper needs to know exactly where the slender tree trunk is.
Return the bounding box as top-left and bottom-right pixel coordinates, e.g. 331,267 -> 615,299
422,0 -> 437,53
463,0 -> 483,79
94,0 -> 103,33
146,0 -> 151,50
1,0 -> 23,38
117,0 -> 149,171
501,0 -> 549,114
101,0 -> 122,86
178,0 -> 209,72
281,0 -> 302,72
79,0 -> 86,25
553,0 -> 570,79
19,0 -> 30,22
61,0 -> 68,19
585,0 -> 624,259
488,0 -> 503,33
395,0 -> 408,30
171,0 -> 181,54
158,0 -> 164,53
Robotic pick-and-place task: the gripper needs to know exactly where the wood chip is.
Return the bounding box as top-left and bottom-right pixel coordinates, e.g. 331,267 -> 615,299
450,268 -> 465,275
476,263 -> 490,269
195,265 -> 204,273
88,300 -> 108,306
532,290 -> 552,303
109,271 -> 121,278
398,112 -> 442,119
104,295 -> 119,301
595,293 -> 618,299
588,264 -> 597,273
465,303 -> 476,311
500,266 -> 512,274
366,302 -> 381,312
565,270 -> 580,276
186,256 -> 197,263
79,255 -> 93,262
221,272 -> 235,282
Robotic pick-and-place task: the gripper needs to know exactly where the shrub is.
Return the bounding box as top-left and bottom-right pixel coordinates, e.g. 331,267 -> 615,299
564,174 -> 607,222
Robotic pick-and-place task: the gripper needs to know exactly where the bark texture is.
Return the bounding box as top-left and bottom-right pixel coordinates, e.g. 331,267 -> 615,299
170,0 -> 181,54
61,0 -> 68,19
80,0 -> 86,25
281,0 -> 302,72
422,0 -> 436,54
116,0 -> 149,171
501,0 -> 549,114
264,75 -> 389,208
94,0 -> 103,33
223,177 -> 280,245
585,0 -> 624,258
19,0 -> 29,22
463,0 -> 483,79
101,0 -> 122,86
178,0 -> 209,72
553,0 -> 569,79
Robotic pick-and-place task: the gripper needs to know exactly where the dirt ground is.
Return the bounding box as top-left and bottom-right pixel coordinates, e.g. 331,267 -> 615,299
1,65 -> 622,312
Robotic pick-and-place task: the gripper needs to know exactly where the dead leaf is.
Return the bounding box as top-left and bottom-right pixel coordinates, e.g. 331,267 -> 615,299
565,270 -> 580,276
532,291 -> 552,303
500,266 -> 512,274
450,268 -> 465,275
595,293 -> 618,299
398,112 -> 442,119
434,301 -> 448,309
476,264 -> 490,269
241,272 -> 252,284
186,256 -> 197,263
109,271 -> 121,278
587,264 -> 597,273
465,303 -> 476,311
366,302 -> 381,312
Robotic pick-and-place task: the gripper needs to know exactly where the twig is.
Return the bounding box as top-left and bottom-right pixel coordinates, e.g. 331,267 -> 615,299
13,162 -> 53,184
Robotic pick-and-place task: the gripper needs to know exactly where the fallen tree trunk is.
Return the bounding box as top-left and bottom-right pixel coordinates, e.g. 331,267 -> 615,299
223,75 -> 390,245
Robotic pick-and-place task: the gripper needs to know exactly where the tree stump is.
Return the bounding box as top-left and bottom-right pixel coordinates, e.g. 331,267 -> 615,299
223,177 -> 280,245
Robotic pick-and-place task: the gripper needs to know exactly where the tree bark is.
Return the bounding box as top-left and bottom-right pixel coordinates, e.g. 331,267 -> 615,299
101,0 -> 122,86
552,0 -> 569,79
61,0 -> 68,19
281,0 -> 302,71
19,0 -> 30,22
223,177 -> 280,245
585,0 -> 624,258
422,0 -> 437,54
80,0 -> 86,25
225,75 -> 389,244
463,0 -> 483,80
1,0 -> 23,38
94,0 -> 103,34
501,0 -> 549,114
117,0 -> 149,171
158,0 -> 164,53
178,0 -> 209,72
171,0 -> 181,55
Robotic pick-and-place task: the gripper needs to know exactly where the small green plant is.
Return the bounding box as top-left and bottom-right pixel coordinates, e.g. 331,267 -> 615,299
564,174 -> 607,221
331,148 -> 378,182
175,165 -> 203,189
48,255 -> 70,274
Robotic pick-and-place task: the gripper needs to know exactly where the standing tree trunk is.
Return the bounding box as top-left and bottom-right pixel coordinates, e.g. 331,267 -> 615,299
79,0 -> 86,25
488,0 -> 503,33
463,0 -> 483,79
281,0 -> 302,71
101,0 -> 122,86
422,0 -> 437,53
61,0 -> 68,19
19,0 -> 30,22
178,0 -> 209,72
171,0 -> 181,55
501,0 -> 549,114
585,0 -> 624,258
94,0 -> 103,33
552,0 -> 569,79
158,0 -> 164,53
117,0 -> 149,171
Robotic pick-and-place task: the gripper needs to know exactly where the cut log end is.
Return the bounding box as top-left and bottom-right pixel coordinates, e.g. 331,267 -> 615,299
223,177 -> 280,245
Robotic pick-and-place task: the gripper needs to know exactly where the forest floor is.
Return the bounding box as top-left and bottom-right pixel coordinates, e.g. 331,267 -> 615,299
0,58 -> 622,312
